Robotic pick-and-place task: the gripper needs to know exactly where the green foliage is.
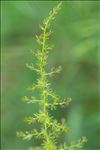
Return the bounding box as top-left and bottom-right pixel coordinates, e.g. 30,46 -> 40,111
60,137 -> 87,150
17,2 -> 87,150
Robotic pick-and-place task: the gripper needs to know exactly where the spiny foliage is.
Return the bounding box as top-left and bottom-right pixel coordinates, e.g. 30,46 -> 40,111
17,2 -> 87,150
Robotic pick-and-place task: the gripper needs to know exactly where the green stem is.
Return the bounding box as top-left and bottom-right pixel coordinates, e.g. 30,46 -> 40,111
40,24 -> 48,140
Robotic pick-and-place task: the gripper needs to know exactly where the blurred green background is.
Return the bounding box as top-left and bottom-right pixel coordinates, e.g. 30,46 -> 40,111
1,1 -> 100,150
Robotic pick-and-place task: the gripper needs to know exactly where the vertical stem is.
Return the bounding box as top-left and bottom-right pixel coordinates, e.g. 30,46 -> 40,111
39,24 -> 48,139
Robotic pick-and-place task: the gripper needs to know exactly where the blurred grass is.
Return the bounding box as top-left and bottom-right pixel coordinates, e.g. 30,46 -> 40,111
1,1 -> 100,150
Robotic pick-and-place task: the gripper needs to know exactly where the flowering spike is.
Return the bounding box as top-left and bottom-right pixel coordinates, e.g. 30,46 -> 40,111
17,2 -> 87,150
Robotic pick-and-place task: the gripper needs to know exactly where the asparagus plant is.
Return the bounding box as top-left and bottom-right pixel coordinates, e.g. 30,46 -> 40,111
17,2 -> 87,150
